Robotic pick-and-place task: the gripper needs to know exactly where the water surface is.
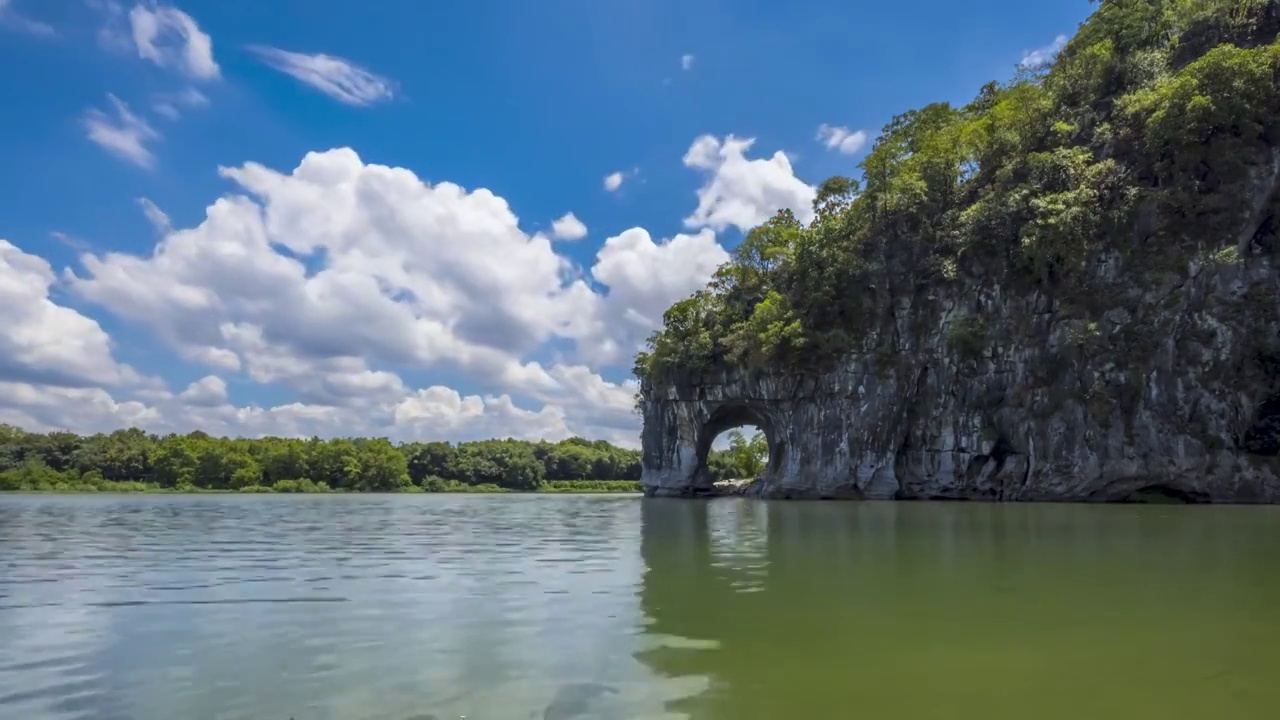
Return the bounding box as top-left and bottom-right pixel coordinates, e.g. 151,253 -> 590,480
1,495 -> 1276,719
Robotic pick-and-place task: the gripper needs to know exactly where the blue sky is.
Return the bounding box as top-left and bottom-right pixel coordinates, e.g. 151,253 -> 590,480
0,0 -> 1095,445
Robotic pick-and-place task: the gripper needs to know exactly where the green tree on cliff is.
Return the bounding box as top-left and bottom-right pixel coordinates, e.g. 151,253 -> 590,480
633,0 -> 1280,384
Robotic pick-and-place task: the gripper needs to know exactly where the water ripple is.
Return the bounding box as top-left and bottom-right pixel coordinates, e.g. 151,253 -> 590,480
0,494 -> 690,720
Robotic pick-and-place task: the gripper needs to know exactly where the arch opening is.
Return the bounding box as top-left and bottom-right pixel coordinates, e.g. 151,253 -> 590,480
693,404 -> 780,495
1116,484 -> 1210,504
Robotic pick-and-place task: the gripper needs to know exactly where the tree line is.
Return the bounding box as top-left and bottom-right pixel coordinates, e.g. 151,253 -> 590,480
0,425 -> 645,493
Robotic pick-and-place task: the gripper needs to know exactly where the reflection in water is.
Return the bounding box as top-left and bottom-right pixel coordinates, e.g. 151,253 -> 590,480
705,499 -> 769,593
635,499 -> 1280,720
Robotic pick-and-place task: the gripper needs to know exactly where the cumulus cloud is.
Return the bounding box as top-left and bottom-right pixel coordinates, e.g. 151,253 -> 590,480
66,148 -> 598,362
603,171 -> 626,192
682,135 -> 815,233
0,239 -> 140,388
1019,34 -> 1067,69
0,376 -> 617,447
578,227 -> 728,366
681,54 -> 695,71
49,147 -> 727,444
82,94 -> 161,169
816,124 -> 868,155
249,46 -> 395,106
0,126 -> 787,446
393,386 -> 572,442
128,3 -> 219,79
0,0 -> 55,36
550,212 -> 588,241
178,375 -> 227,407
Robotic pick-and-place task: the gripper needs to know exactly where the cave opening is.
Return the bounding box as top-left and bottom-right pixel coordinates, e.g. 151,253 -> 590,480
1241,392 -> 1280,456
1116,484 -> 1210,504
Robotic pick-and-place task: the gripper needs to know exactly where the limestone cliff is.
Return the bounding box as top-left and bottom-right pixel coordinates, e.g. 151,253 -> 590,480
637,1 -> 1280,502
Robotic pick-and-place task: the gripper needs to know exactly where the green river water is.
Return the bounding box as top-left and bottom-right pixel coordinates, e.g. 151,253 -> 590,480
0,494 -> 1276,719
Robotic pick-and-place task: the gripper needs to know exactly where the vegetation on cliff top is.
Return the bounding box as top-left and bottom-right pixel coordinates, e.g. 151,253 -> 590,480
635,0 -> 1280,384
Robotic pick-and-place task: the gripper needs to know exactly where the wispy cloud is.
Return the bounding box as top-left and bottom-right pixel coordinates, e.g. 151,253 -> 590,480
152,87 -> 209,120
50,231 -> 91,253
816,124 -> 868,155
82,94 -> 160,169
136,197 -> 171,233
0,0 -> 56,36
248,45 -> 396,106
1019,34 -> 1067,69
128,3 -> 219,79
604,172 -> 625,192
681,53 -> 695,71
86,0 -> 132,53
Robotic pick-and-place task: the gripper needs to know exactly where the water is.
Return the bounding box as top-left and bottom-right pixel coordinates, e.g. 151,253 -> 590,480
1,495 -> 1277,720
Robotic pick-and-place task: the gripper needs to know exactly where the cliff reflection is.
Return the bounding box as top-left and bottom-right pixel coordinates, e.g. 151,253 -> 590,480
634,498 -> 906,719
634,499 -> 1280,720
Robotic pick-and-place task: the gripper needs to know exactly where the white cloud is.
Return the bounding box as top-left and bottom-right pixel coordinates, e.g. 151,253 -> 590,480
604,171 -> 625,192
816,124 -> 868,155
393,386 -> 571,442
249,46 -> 395,106
1019,34 -> 1067,69
128,3 -> 219,79
137,197 -> 171,233
0,134 -> 778,446
0,239 -> 140,389
579,227 -> 728,366
57,147 -> 707,443
682,134 -> 815,233
178,375 -> 227,407
50,231 -> 91,253
68,148 -> 597,363
82,94 -> 161,169
550,212 -> 588,241
681,54 -> 695,71
152,87 -> 209,120
0,0 -> 55,36
0,376 -> 612,446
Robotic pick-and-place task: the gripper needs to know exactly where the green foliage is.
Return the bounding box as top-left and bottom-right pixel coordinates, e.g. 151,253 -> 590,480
0,424 -> 641,493
705,429 -> 769,481
634,0 -> 1280,385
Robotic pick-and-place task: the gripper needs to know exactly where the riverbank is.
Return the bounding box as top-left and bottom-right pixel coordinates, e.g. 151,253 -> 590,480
1,480 -> 642,495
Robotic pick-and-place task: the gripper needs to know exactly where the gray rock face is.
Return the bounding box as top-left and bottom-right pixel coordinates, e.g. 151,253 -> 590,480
639,170 -> 1280,504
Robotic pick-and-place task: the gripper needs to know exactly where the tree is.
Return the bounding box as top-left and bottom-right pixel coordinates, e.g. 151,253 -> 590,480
353,438 -> 411,491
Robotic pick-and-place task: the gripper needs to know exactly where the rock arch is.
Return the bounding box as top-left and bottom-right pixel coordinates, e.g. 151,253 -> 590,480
690,402 -> 783,490
640,397 -> 780,497
637,370 -> 888,499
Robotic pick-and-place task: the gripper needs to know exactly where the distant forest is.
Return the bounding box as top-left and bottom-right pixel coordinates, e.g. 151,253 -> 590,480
0,425 -> 766,493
